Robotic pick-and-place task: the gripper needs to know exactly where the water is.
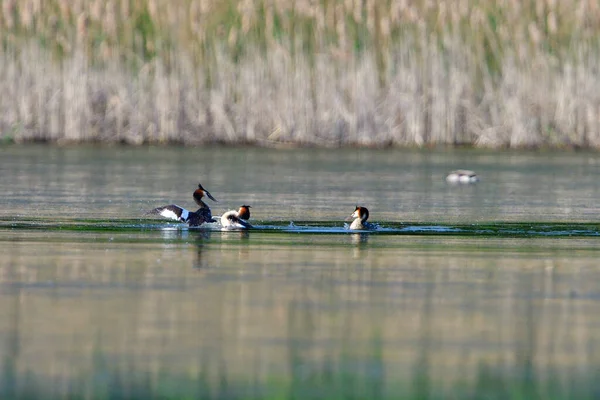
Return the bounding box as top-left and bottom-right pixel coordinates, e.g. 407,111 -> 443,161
1,145 -> 600,399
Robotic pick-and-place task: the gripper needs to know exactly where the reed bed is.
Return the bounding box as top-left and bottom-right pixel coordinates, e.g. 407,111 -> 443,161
1,0 -> 600,147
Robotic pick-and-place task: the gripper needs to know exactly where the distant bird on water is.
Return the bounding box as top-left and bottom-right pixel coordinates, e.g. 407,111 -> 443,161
148,183 -> 217,227
221,205 -> 253,229
446,170 -> 479,184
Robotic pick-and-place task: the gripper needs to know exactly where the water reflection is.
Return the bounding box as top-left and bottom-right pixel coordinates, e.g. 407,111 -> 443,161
350,232 -> 370,258
220,230 -> 250,241
158,226 -> 191,240
350,232 -> 370,246
156,228 -> 254,270
192,230 -> 212,270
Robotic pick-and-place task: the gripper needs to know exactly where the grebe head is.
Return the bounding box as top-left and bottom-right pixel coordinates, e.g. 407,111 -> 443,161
194,183 -> 217,206
350,206 -> 369,222
238,205 -> 251,220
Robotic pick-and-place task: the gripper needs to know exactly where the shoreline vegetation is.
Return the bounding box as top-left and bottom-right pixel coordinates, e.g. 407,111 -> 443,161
1,1 -> 600,148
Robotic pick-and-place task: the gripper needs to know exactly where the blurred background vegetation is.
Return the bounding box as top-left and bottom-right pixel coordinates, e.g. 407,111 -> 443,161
1,0 -> 599,147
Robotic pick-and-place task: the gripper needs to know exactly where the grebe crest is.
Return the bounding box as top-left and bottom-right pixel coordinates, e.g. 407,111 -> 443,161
237,205 -> 251,221
193,183 -> 218,207
221,204 -> 253,229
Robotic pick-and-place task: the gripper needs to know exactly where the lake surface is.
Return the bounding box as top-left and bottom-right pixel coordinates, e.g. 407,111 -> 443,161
1,145 -> 600,399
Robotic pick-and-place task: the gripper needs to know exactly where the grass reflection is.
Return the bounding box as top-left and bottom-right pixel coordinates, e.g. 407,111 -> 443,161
2,230 -> 600,399
2,350 -> 600,399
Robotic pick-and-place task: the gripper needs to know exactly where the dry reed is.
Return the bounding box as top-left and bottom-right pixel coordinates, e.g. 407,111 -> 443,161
1,0 -> 600,147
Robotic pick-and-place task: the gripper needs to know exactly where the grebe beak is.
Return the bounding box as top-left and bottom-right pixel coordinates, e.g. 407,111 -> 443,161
345,210 -> 359,222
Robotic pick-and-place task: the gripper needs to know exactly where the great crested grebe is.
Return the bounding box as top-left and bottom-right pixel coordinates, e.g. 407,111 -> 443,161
220,205 -> 253,229
346,206 -> 376,230
446,170 -> 479,184
148,183 -> 218,227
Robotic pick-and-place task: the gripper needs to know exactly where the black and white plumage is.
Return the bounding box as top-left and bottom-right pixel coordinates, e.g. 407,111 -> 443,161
220,205 -> 253,229
446,170 -> 479,184
148,204 -> 216,227
148,183 -> 217,227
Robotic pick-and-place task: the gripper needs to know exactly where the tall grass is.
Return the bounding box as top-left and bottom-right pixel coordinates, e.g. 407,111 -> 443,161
1,0 -> 600,147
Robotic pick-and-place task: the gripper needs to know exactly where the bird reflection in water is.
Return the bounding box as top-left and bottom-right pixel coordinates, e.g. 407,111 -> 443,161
350,232 -> 370,258
221,230 -> 250,240
220,230 -> 251,260
192,230 -> 212,269
157,227 -> 214,269
159,227 -> 190,241
193,229 -> 251,269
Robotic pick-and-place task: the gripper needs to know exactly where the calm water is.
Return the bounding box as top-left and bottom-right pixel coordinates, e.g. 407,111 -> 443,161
1,145 -> 600,399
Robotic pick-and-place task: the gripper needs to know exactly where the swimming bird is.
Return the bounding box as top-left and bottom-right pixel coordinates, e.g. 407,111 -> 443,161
446,170 -> 479,184
346,206 -> 376,230
148,183 -> 218,227
221,205 -> 253,229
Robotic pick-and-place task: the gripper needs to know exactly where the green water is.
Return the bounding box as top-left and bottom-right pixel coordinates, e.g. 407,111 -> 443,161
2,146 -> 600,399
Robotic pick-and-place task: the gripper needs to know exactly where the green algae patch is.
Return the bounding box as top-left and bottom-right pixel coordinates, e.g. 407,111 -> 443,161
2,217 -> 599,238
